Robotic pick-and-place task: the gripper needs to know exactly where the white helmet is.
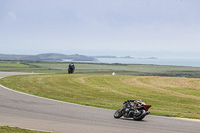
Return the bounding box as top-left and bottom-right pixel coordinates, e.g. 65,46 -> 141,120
137,99 -> 142,103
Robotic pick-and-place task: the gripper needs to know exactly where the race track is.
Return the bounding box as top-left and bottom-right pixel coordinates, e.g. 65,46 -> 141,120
0,72 -> 199,133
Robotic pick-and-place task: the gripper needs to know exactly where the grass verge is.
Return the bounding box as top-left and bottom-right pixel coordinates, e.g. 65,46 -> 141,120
0,126 -> 54,133
1,61 -> 200,77
0,74 -> 199,120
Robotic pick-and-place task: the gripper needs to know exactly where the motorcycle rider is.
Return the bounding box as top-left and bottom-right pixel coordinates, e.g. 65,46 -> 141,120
68,62 -> 75,74
123,99 -> 143,114
136,99 -> 144,107
114,99 -> 151,120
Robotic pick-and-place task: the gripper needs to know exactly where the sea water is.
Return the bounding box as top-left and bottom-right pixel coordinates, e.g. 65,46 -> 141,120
96,57 -> 200,67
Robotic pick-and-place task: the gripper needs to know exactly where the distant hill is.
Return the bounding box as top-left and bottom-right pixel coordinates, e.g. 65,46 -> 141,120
0,53 -> 96,61
91,56 -> 117,58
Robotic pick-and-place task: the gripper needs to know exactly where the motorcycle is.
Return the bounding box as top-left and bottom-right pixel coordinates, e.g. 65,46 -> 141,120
114,100 -> 151,121
68,64 -> 75,74
68,67 -> 75,74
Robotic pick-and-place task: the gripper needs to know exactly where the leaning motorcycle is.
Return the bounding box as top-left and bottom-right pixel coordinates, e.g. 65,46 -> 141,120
114,100 -> 151,121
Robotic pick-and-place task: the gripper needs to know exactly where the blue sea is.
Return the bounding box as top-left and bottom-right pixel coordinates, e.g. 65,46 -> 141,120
95,57 -> 200,67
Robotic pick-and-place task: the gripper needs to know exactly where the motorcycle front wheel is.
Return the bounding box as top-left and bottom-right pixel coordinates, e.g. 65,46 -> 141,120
68,69 -> 73,74
114,109 -> 123,118
133,109 -> 146,121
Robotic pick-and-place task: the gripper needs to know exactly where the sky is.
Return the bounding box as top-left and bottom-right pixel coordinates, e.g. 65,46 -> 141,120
0,0 -> 200,57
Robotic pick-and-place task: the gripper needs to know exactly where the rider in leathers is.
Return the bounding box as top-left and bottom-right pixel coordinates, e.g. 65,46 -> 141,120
123,99 -> 143,116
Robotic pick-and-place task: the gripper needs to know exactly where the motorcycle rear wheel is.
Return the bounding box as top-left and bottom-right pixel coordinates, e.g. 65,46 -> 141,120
114,109 -> 123,118
133,109 -> 146,121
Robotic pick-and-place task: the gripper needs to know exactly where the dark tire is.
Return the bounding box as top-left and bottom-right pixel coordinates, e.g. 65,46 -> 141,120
133,109 -> 146,121
68,69 -> 74,74
114,109 -> 123,118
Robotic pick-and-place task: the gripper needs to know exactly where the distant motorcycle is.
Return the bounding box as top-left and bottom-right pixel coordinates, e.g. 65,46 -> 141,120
68,63 -> 75,74
114,100 -> 151,121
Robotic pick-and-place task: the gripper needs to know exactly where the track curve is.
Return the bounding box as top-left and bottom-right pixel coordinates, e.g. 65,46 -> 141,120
0,72 -> 199,133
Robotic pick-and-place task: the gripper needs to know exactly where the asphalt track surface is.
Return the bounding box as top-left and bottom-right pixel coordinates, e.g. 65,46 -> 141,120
0,72 -> 199,133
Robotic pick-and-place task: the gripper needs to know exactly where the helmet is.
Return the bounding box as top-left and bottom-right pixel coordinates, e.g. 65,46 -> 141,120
137,99 -> 142,103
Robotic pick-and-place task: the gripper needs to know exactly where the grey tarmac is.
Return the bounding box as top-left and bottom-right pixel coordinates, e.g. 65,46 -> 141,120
0,72 -> 199,133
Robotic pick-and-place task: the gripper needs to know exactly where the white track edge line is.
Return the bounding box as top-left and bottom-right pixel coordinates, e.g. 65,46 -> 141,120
0,84 -> 111,111
1,125 -> 55,133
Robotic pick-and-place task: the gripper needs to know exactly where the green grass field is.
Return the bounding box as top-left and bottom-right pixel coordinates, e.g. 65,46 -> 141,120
1,60 -> 200,77
1,74 -> 200,120
0,126 -> 54,133
0,61 -> 200,120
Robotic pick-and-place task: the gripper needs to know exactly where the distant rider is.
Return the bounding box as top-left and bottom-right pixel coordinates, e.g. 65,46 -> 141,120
68,63 -> 75,74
